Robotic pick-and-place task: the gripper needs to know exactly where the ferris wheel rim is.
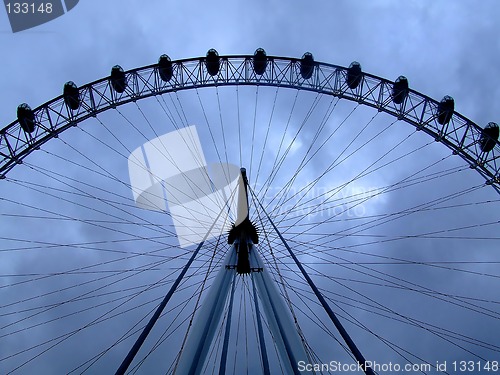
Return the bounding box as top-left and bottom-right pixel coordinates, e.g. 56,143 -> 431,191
1,50 -> 499,190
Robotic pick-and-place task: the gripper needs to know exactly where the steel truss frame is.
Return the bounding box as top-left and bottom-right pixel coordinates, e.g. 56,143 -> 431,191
1,54 -> 499,189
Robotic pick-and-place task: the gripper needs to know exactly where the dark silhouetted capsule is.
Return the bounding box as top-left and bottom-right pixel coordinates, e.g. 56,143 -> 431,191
17,103 -> 36,133
63,81 -> 80,110
392,76 -> 409,104
346,61 -> 362,89
437,96 -> 454,125
480,122 -> 499,153
253,48 -> 267,75
205,49 -> 220,76
300,52 -> 315,80
158,54 -> 173,82
110,65 -> 127,93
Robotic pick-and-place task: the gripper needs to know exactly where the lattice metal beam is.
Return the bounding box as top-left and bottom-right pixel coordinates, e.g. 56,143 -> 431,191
1,55 -> 499,187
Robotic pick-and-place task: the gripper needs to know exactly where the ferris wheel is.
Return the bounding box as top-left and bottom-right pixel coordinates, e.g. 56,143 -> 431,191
1,48 -> 500,374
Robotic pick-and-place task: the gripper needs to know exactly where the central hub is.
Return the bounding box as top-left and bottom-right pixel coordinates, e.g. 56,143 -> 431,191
228,218 -> 259,274
227,167 -> 259,275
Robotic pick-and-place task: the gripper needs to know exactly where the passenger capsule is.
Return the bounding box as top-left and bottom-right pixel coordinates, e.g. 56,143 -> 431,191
63,81 -> 80,110
392,76 -> 409,104
346,61 -> 362,89
479,122 -> 499,153
110,65 -> 127,93
158,54 -> 173,82
437,96 -> 454,125
205,49 -> 220,76
253,48 -> 267,75
17,103 -> 36,133
300,52 -> 315,80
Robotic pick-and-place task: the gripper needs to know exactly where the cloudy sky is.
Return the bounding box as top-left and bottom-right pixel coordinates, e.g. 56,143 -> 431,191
1,1 -> 500,374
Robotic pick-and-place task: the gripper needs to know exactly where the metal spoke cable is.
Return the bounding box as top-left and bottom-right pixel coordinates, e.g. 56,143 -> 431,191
1,249 -> 218,354
215,86 -> 230,169
254,204 -> 500,368
296,243 -> 500,321
256,89 -> 301,197
0,195 -> 180,257
254,87 -> 279,187
264,233 -> 500,323
273,165 -> 470,223
112,106 -> 226,225
265,249 -> 482,371
127,269 -> 225,375
270,115 -> 405,227
278,154 -> 469,243
195,88 -> 227,181
293,183 -> 486,255
131,101 -> 222,215
285,238 -> 500,283
273,106 -> 380,215
7,170 -> 176,238
269,130 -> 427,223
249,86 -> 258,188
281,272 -> 435,374
0,256 -> 182,334
256,91 -> 324,198
81,113 -> 225,228
303,268 -> 500,351
262,95 -> 339,211
265,99 -> 358,212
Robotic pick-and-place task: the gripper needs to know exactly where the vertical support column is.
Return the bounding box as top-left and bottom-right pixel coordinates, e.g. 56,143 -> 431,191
174,249 -> 237,375
251,273 -> 270,375
249,245 -> 312,375
218,272 -> 236,375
